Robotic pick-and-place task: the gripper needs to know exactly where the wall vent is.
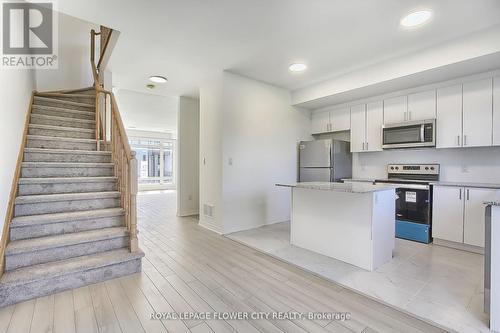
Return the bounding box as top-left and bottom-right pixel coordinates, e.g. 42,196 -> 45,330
203,204 -> 215,218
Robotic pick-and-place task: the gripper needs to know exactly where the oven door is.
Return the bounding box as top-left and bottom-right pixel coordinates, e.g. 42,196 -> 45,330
395,185 -> 430,225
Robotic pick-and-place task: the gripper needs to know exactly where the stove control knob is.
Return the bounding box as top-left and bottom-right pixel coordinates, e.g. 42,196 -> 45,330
430,167 -> 435,170
425,167 -> 429,170
390,166 -> 394,170
395,166 -> 399,170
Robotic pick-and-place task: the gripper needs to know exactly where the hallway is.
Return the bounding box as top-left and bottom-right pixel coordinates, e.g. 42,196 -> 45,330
0,192 -> 445,333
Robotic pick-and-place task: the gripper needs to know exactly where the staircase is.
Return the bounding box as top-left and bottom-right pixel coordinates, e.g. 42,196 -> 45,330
0,90 -> 144,307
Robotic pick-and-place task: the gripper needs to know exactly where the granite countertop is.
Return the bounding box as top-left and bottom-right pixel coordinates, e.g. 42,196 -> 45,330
276,182 -> 396,193
430,181 -> 500,189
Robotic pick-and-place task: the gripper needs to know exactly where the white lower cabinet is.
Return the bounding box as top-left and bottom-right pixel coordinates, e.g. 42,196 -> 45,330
464,188 -> 500,247
432,186 -> 464,243
433,185 -> 500,248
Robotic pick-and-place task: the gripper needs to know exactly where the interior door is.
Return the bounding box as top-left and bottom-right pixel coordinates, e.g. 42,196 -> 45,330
464,188 -> 500,247
432,186 -> 464,243
350,104 -> 365,152
299,140 -> 331,167
365,101 -> 383,152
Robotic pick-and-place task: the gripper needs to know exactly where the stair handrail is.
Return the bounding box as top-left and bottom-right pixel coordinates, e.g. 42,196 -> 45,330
90,28 -> 138,252
0,92 -> 35,276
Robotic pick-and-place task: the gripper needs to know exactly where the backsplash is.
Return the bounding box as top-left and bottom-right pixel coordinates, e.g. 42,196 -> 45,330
353,146 -> 500,183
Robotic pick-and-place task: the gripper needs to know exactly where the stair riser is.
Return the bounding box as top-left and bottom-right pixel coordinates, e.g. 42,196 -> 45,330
21,166 -> 113,178
31,115 -> 94,129
24,151 -> 110,163
10,215 -> 124,241
32,107 -> 94,120
14,197 -> 120,216
19,181 -> 117,195
27,138 -> 96,151
33,98 -> 94,112
37,96 -> 96,104
5,236 -> 129,271
28,126 -> 94,139
0,258 -> 141,307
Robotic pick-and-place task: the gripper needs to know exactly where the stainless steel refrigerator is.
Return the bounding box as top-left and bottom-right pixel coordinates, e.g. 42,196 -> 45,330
298,139 -> 352,182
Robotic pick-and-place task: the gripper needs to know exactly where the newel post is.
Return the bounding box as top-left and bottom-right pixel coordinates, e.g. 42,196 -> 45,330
129,151 -> 139,252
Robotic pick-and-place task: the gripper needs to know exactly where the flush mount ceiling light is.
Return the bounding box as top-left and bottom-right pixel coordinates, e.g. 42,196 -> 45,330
400,10 -> 432,28
289,63 -> 307,72
149,75 -> 168,83
146,84 -> 155,89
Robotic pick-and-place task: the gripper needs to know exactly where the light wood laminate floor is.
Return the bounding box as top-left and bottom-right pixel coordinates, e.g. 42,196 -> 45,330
0,191 -> 446,333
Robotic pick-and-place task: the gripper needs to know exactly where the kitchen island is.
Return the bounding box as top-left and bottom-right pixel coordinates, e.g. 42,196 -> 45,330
277,182 -> 396,271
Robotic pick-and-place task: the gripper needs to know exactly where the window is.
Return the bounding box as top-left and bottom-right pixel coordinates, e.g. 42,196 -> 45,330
129,137 -> 175,188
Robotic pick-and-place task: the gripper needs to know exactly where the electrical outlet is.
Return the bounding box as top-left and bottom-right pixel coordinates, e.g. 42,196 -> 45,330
228,158 -> 233,166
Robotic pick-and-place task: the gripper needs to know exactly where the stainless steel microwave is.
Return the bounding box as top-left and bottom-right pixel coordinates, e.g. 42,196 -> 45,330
382,119 -> 436,149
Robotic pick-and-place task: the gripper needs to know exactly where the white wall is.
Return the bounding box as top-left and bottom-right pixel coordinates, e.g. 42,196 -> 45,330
114,89 -> 179,134
353,147 -> 500,184
35,11 -> 98,91
199,72 -> 311,234
177,97 -> 200,216
0,70 -> 36,241
199,75 -> 224,232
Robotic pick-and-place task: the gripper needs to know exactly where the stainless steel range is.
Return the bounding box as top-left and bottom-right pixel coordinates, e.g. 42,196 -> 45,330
375,164 -> 440,244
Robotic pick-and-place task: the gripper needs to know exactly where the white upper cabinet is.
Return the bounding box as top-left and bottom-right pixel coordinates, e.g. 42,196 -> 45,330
350,104 -> 365,153
383,96 -> 407,124
494,76 -> 500,146
436,84 -> 463,149
311,110 -> 330,134
311,108 -> 350,135
407,90 -> 436,121
463,78 -> 493,147
365,101 -> 383,152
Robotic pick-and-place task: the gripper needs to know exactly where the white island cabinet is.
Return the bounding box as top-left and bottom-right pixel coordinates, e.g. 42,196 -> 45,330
277,182 -> 396,271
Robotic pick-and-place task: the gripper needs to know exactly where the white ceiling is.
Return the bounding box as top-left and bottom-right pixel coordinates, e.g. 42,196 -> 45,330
114,89 -> 178,133
58,0 -> 500,99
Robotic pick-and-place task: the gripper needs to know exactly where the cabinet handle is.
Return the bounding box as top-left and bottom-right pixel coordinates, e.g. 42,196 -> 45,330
459,188 -> 462,200
467,189 -> 469,200
464,135 -> 467,146
457,135 -> 460,146
366,142 -> 369,150
409,110 -> 412,120
362,142 -> 365,150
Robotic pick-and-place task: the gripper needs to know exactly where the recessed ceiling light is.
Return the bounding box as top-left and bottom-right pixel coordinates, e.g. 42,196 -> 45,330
289,63 -> 307,72
149,75 -> 168,83
400,10 -> 432,28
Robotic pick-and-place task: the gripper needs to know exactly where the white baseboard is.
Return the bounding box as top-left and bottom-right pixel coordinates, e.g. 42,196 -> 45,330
433,238 -> 484,255
198,220 -> 222,234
